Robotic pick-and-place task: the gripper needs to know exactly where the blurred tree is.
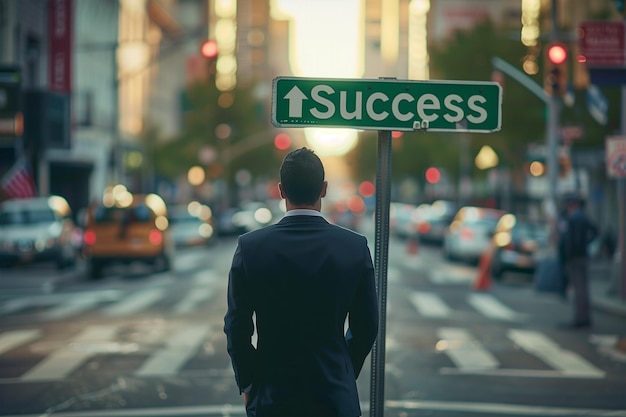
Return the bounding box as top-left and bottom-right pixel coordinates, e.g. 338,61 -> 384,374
426,20 -> 539,185
152,79 -> 278,193
350,21 -> 535,191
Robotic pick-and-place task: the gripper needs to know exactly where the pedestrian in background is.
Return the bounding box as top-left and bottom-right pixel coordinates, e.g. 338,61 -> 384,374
559,194 -> 598,329
556,206 -> 570,299
224,147 -> 379,417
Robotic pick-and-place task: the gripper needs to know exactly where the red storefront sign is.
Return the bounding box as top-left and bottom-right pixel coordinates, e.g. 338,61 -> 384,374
579,21 -> 626,68
48,0 -> 72,92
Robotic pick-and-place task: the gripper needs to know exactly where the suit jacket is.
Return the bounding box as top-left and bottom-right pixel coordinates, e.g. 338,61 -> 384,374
224,214 -> 378,417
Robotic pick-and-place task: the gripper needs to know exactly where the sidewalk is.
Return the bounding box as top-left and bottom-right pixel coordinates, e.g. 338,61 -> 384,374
589,258 -> 626,318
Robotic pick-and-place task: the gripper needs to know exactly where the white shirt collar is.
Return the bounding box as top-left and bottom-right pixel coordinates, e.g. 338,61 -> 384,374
285,209 -> 324,217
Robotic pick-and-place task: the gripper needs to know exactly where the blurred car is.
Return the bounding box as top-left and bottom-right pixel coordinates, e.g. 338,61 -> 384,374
216,207 -> 248,237
169,202 -> 215,247
82,190 -> 174,279
216,202 -> 274,237
0,195 -> 78,269
490,214 -> 549,280
327,198 -> 365,232
443,206 -> 506,263
389,202 -> 418,238
414,201 -> 457,245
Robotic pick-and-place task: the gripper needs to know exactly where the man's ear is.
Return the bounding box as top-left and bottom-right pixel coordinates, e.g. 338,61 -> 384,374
278,183 -> 286,199
320,181 -> 328,198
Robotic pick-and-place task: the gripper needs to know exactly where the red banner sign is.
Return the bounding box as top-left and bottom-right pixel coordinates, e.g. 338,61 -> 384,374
48,0 -> 72,92
579,21 -> 625,68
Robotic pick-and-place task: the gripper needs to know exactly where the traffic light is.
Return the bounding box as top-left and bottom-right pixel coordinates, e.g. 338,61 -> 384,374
544,42 -> 568,97
274,133 -> 291,151
425,167 -> 441,184
200,40 -> 218,59
200,40 -> 218,77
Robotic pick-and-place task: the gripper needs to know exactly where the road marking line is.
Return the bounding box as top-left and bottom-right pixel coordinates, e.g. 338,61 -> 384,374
192,270 -> 219,285
0,290 -> 122,316
409,291 -> 451,318
0,329 -> 41,355
20,325 -> 118,381
175,251 -> 204,273
172,287 -> 213,314
134,326 -> 211,376
467,293 -> 525,321
440,367 -> 600,378
3,400 -> 624,417
437,327 -> 499,371
385,399 -> 626,416
508,329 -> 605,378
102,288 -> 165,316
42,298 -> 102,321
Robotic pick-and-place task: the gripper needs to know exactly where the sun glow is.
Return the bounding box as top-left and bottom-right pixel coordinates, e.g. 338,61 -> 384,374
273,0 -> 363,156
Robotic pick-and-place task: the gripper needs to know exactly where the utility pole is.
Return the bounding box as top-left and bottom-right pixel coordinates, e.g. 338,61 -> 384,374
546,0 -> 562,236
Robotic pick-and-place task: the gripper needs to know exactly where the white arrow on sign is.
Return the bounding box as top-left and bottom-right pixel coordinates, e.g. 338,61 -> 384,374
284,86 -> 308,118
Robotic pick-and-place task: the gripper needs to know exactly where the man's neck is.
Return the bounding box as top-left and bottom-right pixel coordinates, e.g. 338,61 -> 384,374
285,202 -> 321,212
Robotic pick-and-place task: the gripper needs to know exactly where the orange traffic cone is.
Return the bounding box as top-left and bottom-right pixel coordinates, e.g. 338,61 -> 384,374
473,250 -> 492,291
406,235 -> 419,255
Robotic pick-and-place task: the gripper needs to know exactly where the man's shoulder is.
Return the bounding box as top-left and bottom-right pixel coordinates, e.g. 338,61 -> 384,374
239,223 -> 279,240
326,222 -> 368,242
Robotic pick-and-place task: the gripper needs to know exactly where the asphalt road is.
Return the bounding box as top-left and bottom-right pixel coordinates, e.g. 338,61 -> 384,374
0,221 -> 625,417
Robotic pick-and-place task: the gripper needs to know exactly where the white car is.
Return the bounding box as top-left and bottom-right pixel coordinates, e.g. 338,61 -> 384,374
0,196 -> 78,269
443,206 -> 505,263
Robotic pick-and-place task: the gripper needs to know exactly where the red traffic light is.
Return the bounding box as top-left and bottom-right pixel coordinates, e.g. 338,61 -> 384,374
201,40 -> 218,58
425,167 -> 441,184
547,44 -> 567,65
274,133 -> 291,150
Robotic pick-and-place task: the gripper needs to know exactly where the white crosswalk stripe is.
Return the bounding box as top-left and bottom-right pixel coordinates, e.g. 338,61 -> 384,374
102,288 -> 166,317
408,291 -> 526,321
135,326 -> 211,376
409,291 -> 452,318
0,325 -> 615,382
508,330 -> 605,378
42,297 -> 102,321
20,325 -> 118,381
0,329 -> 41,354
437,327 -> 499,371
467,293 -> 526,321
172,287 -> 214,314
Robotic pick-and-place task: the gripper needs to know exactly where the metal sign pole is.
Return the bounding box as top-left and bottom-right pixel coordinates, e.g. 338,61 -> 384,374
369,129 -> 392,417
617,85 -> 626,300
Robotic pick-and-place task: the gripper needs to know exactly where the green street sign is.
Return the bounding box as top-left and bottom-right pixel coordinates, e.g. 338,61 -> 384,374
272,77 -> 502,133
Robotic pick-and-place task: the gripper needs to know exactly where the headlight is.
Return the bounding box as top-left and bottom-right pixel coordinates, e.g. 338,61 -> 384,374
198,223 -> 213,238
48,222 -> 62,238
254,208 -> 272,224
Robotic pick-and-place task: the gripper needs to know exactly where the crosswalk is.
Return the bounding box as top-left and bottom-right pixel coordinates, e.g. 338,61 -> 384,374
1,280 -> 528,323
0,321 -> 612,383
408,290 -> 526,321
436,327 -> 605,379
0,285 -> 619,383
0,271 -> 221,322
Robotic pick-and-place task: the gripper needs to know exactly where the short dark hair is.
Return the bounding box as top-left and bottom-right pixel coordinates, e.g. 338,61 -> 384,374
279,147 -> 325,205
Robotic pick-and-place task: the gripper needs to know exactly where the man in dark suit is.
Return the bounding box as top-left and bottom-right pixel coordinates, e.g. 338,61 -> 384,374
224,147 -> 378,417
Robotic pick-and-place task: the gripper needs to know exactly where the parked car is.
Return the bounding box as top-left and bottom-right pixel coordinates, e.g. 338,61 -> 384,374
169,202 -> 215,247
82,190 -> 174,279
414,200 -> 457,245
216,202 -> 274,237
389,202 -> 418,238
490,214 -> 549,279
443,206 -> 506,263
0,196 -> 78,269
